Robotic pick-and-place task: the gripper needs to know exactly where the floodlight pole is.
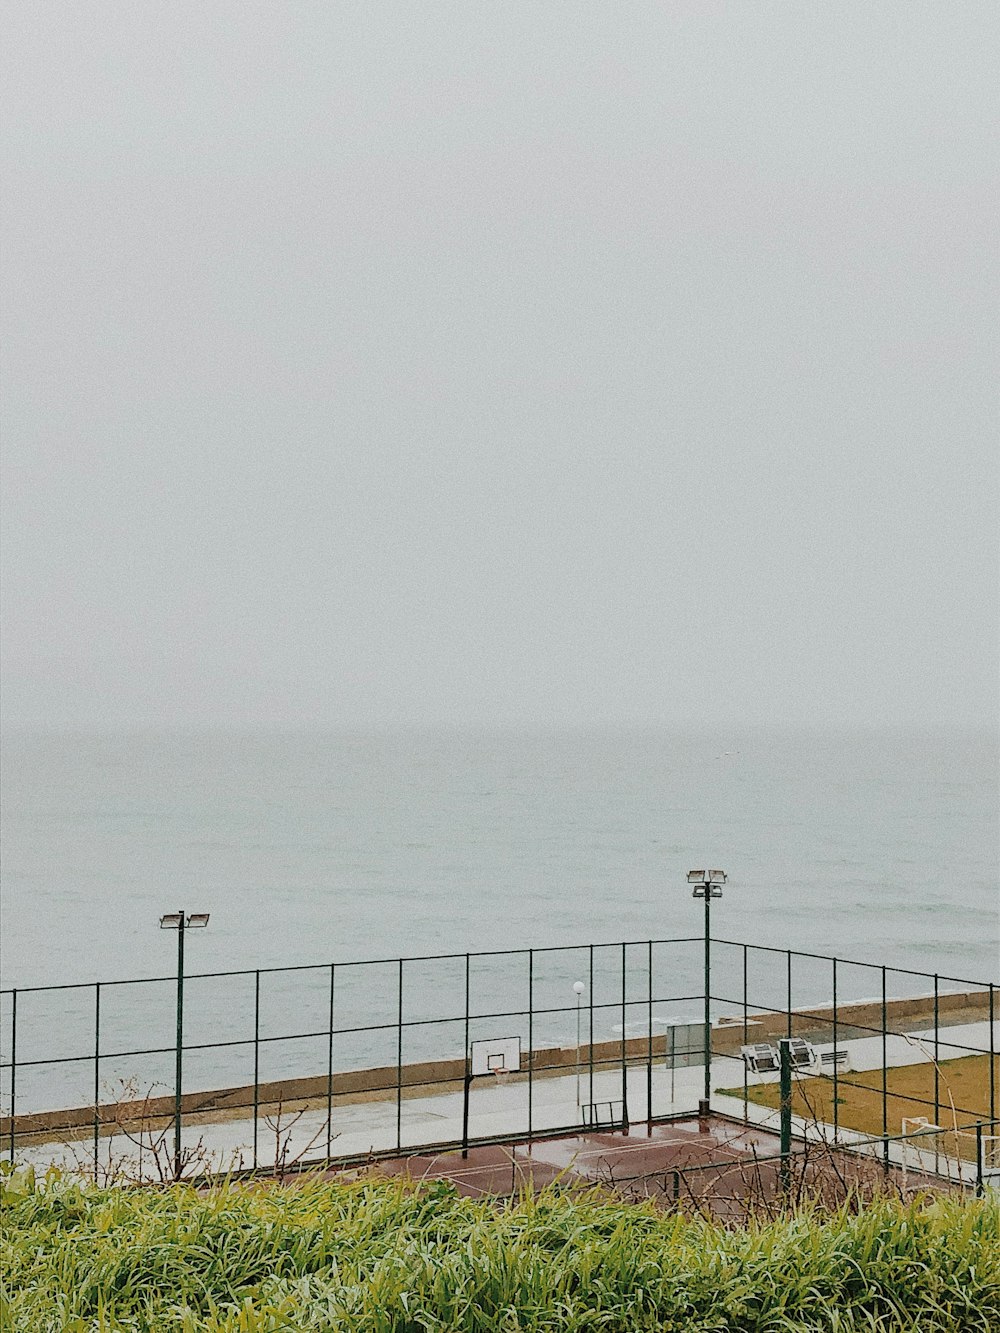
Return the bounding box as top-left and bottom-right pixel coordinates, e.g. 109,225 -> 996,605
173,911 -> 186,1183
688,871 -> 726,1118
702,888 -> 711,1112
160,910 -> 209,1182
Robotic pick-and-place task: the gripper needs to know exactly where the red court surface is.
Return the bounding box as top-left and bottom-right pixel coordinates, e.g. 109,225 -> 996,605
341,1116 -> 944,1215
343,1118 -> 786,1206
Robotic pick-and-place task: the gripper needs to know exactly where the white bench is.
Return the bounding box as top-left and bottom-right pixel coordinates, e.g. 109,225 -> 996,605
820,1049 -> 851,1071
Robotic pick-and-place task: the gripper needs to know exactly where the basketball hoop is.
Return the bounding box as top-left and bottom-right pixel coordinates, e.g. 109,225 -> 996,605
492,1067 -> 511,1088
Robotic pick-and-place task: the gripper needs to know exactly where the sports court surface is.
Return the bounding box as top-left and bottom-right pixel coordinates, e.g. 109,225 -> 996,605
335,1115 -> 934,1213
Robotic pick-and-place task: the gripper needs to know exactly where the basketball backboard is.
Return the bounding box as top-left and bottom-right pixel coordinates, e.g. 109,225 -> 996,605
470,1036 -> 521,1077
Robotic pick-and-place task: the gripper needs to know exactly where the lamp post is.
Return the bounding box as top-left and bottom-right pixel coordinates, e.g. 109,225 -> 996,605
573,980 -> 586,1109
159,911 -> 210,1181
687,870 -> 726,1117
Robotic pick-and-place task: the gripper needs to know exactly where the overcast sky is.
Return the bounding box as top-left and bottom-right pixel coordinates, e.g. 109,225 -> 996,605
2,3 -> 997,730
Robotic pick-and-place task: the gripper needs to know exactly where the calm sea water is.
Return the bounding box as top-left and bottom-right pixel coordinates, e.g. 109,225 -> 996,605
1,726 -> 997,1113
3,725 -> 997,990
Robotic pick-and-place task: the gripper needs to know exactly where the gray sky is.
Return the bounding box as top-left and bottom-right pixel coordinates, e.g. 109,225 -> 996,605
2,3 -> 997,730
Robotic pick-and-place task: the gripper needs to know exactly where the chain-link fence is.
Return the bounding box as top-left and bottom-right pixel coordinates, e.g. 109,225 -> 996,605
1,935 -> 996,1185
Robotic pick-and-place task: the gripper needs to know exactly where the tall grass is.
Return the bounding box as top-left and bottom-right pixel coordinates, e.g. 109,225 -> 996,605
2,1166 -> 997,1331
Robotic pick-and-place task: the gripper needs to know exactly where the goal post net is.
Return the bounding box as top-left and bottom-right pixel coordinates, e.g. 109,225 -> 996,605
952,1128 -> 1000,1174
901,1117 -> 1000,1186
900,1117 -> 945,1187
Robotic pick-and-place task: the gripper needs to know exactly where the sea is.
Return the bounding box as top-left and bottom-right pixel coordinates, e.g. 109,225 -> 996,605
1,726 -> 997,1112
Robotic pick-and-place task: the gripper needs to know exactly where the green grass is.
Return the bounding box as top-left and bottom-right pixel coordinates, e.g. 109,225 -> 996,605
721,1054 -> 999,1152
2,1164 -> 998,1332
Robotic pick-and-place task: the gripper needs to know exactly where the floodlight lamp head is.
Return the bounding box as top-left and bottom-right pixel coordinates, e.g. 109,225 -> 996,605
186,913 -> 210,929
688,868 -> 726,897
572,980 -> 585,996
159,913 -> 183,929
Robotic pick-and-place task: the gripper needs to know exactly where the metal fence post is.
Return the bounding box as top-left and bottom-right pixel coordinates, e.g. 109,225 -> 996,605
933,974 -> 940,1129
464,953 -> 470,1075
881,966 -> 888,1172
742,944 -> 748,1123
989,983 -> 995,1124
669,1023 -> 675,1106
620,942 -> 627,1132
779,1039 -> 792,1198
588,945 -> 594,1111
252,970 -> 260,1168
326,964 -> 335,1162
786,951 -> 792,1040
975,1122 -> 984,1197
527,950 -> 534,1143
396,958 -> 403,1153
832,957 -> 839,1142
646,940 -> 653,1131
6,990 -> 14,1164
93,983 -> 101,1181
461,954 -> 471,1158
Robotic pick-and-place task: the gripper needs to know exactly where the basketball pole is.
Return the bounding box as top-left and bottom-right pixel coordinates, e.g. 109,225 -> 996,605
461,1066 -> 471,1159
